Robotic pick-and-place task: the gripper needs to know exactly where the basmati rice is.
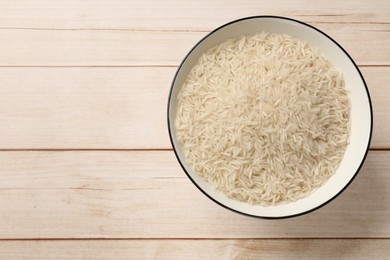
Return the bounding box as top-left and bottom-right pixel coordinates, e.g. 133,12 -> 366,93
175,32 -> 350,206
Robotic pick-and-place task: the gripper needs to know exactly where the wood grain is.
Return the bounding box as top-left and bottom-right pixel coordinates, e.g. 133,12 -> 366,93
0,0 -> 389,30
0,66 -> 385,149
0,0 -> 388,257
0,239 -> 388,259
0,150 -> 388,239
0,23 -> 389,66
0,67 -> 172,149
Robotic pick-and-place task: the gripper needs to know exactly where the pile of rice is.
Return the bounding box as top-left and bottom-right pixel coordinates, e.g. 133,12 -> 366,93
175,32 -> 350,206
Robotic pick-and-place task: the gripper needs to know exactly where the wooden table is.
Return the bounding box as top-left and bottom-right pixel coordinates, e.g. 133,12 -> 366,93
0,1 -> 389,258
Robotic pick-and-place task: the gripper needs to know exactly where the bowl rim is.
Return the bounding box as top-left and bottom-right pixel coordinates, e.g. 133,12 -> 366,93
167,15 -> 373,219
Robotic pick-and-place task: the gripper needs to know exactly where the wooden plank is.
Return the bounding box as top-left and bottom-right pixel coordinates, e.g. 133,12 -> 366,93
0,67 -> 172,149
365,67 -> 390,149
0,29 -> 202,66
0,150 -> 388,239
0,23 -> 388,66
0,0 -> 389,30
0,66 -> 386,149
0,239 -> 389,259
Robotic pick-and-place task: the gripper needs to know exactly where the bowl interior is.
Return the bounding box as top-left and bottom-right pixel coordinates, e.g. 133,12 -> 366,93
168,17 -> 372,218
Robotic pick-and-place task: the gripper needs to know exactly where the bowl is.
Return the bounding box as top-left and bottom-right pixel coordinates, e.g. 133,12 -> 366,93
167,16 -> 373,218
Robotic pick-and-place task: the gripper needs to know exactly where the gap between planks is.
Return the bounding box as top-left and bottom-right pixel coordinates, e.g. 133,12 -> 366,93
0,27 -> 209,33
0,148 -> 387,152
0,21 -> 388,31
0,237 -> 388,241
0,65 -> 178,68
0,148 -> 173,152
0,65 -> 387,68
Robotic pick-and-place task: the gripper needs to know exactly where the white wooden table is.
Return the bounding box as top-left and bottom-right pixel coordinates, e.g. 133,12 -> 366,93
0,1 -> 389,258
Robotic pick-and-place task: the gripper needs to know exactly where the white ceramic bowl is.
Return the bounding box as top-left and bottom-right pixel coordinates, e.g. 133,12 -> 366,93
167,16 -> 373,218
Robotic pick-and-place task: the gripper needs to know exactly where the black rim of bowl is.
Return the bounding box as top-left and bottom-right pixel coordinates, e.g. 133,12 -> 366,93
167,15 -> 373,219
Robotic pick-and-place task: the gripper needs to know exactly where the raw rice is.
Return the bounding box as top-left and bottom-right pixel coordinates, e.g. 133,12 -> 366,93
175,32 -> 350,206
